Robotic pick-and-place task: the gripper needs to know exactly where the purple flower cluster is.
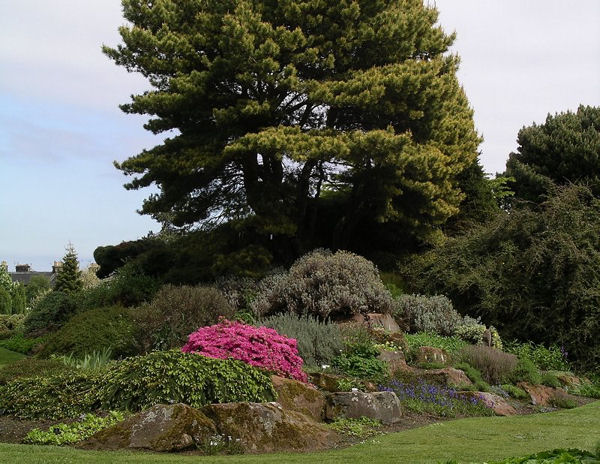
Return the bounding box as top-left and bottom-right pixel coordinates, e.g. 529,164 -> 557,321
380,379 -> 487,411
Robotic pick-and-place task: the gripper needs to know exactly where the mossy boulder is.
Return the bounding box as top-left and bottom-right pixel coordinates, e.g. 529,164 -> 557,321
202,402 -> 338,453
309,372 -> 346,392
271,375 -> 326,421
324,391 -> 402,425
80,403 -> 216,452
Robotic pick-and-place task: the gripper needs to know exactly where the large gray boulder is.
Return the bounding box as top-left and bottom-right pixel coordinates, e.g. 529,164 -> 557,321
80,403 -> 216,452
202,402 -> 338,453
324,391 -> 402,425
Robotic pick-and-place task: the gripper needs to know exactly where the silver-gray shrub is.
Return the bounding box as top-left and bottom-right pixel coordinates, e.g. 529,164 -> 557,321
261,313 -> 344,367
396,294 -> 462,335
251,250 -> 396,319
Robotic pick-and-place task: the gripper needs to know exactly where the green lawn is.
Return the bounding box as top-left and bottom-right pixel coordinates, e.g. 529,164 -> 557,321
0,347 -> 25,369
0,401 -> 598,464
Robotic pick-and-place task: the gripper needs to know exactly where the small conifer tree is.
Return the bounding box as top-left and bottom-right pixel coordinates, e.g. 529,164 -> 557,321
54,244 -> 83,294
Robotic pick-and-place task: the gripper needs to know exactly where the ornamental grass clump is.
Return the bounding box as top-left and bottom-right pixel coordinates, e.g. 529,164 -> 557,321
182,319 -> 308,382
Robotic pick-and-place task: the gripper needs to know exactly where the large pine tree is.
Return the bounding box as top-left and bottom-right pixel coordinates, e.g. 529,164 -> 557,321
105,0 -> 480,256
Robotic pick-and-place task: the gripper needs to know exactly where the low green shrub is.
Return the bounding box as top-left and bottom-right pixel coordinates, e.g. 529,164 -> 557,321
0,358 -> 72,384
0,371 -> 103,419
0,350 -> 276,419
454,362 -> 490,392
261,313 -> 344,367
509,358 -> 542,385
458,345 -> 518,385
328,417 -> 382,438
541,372 -> 562,388
24,411 -> 125,445
395,294 -> 462,336
0,333 -> 45,354
133,285 -> 235,352
548,395 -> 577,409
96,350 -> 276,412
567,382 -> 600,399
24,291 -> 78,335
404,332 -> 468,360
76,264 -> 160,309
503,341 -> 570,371
500,384 -> 529,400
333,354 -> 388,382
38,306 -> 137,359
251,250 -> 396,319
0,314 -> 25,338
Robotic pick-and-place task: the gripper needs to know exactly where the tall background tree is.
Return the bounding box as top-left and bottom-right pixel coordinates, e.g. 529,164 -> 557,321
505,105 -> 600,204
54,244 -> 83,294
103,0 -> 481,267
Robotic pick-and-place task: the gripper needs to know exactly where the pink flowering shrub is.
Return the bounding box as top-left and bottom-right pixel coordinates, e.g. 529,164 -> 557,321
182,320 -> 308,382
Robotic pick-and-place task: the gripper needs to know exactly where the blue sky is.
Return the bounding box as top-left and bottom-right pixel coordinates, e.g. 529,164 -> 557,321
1,0 -> 599,271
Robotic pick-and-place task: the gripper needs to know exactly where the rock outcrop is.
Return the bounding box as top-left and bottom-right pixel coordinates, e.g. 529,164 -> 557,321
324,391 -> 402,425
80,403 -> 216,452
271,375 -> 326,421
202,402 -> 338,453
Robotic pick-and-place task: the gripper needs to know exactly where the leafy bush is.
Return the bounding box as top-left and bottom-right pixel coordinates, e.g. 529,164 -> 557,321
261,313 -> 343,368
454,321 -> 503,350
0,350 -> 275,419
38,306 -> 137,359
0,314 -> 25,338
333,353 -> 389,382
404,332 -> 468,360
0,371 -> 102,419
251,250 -> 396,319
0,333 -> 45,354
133,285 -> 235,352
77,264 -> 160,310
458,345 -> 518,385
500,384 -> 529,400
569,383 -> 600,399
503,341 -> 569,371
509,358 -> 542,385
182,320 -> 307,381
395,294 -> 462,336
548,395 -> 577,409
0,358 -> 72,385
216,276 -> 260,313
96,350 -> 275,412
454,362 -> 490,392
24,291 -> 78,335
541,372 -> 562,388
24,411 -> 125,445
402,185 -> 600,373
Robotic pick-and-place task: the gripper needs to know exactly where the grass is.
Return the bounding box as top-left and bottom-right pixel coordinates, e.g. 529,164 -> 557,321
0,347 -> 26,369
0,401 -> 597,463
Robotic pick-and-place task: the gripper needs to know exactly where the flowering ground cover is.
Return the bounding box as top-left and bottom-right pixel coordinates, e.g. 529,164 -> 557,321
381,379 -> 494,417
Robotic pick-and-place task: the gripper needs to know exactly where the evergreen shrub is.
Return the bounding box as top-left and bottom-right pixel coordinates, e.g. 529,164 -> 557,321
0,358 -> 72,385
509,358 -> 542,385
0,350 -> 275,419
38,306 -> 137,359
395,294 -> 462,335
503,341 -> 569,371
261,313 -> 343,368
24,291 -> 78,335
252,250 -> 396,319
133,284 -> 235,352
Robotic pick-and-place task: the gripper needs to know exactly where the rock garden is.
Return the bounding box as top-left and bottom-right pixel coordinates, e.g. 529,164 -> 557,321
0,250 -> 598,459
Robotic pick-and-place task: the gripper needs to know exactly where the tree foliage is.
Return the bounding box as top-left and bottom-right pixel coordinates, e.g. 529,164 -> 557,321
505,105 -> 600,203
54,244 -> 83,295
402,184 -> 600,373
105,0 -> 480,258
